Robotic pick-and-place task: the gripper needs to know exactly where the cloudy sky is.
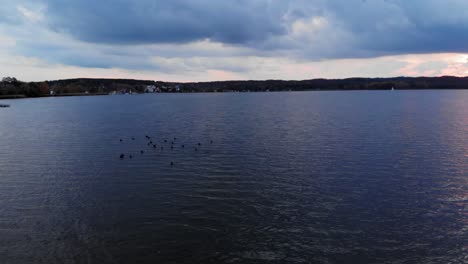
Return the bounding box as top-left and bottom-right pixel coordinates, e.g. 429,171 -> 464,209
0,0 -> 467,82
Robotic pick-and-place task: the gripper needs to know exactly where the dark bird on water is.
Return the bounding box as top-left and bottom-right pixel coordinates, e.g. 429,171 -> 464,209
164,139 -> 167,143
182,145 -> 185,148
198,143 -> 201,146
120,139 -> 123,142
153,145 -> 157,148
129,155 -> 133,159
120,154 -> 125,159
174,137 -> 177,141
132,137 -> 135,140
140,150 -> 144,154
170,161 -> 174,166
210,140 -> 213,144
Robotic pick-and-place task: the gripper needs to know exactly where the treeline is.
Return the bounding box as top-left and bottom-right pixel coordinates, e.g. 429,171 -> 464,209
47,78 -> 157,94
1,76 -> 467,98
179,76 -> 468,92
0,77 -> 47,98
0,77 -> 158,98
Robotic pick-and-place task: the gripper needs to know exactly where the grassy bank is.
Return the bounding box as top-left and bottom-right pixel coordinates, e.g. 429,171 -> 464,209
0,93 -> 109,100
0,94 -> 27,99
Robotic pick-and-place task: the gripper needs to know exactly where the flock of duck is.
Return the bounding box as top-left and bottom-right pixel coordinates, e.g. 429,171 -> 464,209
118,135 -> 214,166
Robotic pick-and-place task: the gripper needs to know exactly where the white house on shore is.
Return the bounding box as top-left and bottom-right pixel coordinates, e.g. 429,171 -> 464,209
145,85 -> 157,93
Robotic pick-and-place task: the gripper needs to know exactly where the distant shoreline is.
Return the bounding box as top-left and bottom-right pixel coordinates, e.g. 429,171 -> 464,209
0,93 -> 108,100
1,76 -> 467,100
0,95 -> 27,99
2,88 -> 468,101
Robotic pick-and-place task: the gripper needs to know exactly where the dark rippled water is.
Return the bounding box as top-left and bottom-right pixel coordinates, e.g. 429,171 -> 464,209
0,91 -> 467,264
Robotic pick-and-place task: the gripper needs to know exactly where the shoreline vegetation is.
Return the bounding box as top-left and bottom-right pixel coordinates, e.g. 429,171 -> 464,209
1,76 -> 467,100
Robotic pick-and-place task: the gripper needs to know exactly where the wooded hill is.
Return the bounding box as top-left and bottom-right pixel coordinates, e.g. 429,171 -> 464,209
1,76 -> 467,98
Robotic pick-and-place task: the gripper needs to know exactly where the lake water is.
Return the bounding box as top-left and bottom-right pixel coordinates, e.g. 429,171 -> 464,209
0,91 -> 467,264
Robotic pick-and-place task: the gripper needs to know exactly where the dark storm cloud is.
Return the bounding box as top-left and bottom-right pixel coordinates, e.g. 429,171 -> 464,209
44,0 -> 290,45
40,0 -> 468,57
323,0 -> 468,56
2,0 -> 468,73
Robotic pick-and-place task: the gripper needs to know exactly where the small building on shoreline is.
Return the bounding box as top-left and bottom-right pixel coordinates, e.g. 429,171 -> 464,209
145,85 -> 157,93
